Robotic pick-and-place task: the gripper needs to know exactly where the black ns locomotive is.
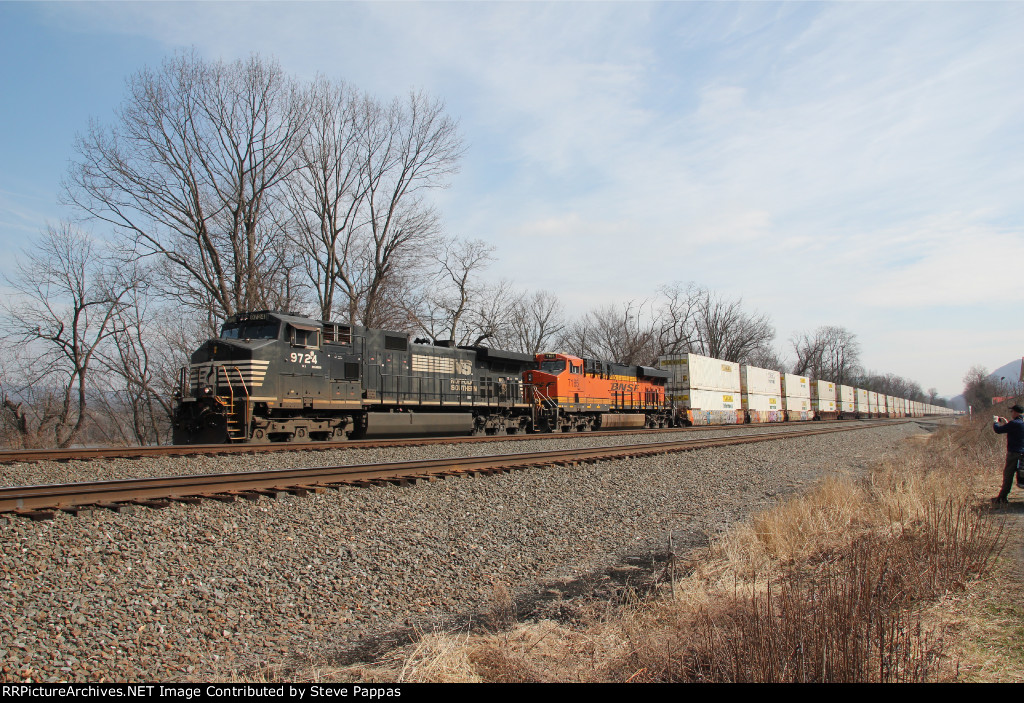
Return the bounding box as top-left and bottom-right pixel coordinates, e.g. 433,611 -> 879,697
172,311 -> 536,444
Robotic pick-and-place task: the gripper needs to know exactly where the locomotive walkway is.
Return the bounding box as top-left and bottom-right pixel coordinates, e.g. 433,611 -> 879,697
0,420 -> 905,520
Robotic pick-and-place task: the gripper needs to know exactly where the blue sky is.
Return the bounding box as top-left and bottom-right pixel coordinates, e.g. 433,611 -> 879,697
1,1 -> 1022,398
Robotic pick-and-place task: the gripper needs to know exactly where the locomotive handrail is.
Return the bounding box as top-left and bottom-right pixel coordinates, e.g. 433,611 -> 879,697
216,365 -> 251,441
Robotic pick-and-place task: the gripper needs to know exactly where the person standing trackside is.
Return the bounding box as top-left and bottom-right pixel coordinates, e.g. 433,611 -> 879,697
992,404 -> 1024,504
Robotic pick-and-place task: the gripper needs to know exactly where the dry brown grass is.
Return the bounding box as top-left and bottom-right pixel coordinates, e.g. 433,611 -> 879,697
297,417 -> 1011,683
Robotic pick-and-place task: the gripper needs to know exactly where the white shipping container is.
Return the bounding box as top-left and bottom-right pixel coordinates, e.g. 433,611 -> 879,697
811,380 -> 837,401
672,388 -> 742,410
781,373 -> 811,399
659,353 -> 740,392
840,398 -> 856,413
741,366 -> 781,396
856,388 -> 870,412
886,396 -> 895,414
839,385 -> 855,403
813,399 -> 837,413
784,396 -> 812,412
743,393 -> 781,411
869,391 -> 879,412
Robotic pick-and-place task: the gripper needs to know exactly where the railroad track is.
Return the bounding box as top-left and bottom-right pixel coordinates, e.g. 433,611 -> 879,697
0,418 -> 881,465
0,420 -> 906,520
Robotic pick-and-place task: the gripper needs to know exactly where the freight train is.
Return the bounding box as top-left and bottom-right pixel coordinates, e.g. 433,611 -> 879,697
171,310 -> 953,445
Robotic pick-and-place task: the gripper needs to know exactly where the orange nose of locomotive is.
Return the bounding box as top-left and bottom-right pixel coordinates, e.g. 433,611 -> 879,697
524,352 -> 584,401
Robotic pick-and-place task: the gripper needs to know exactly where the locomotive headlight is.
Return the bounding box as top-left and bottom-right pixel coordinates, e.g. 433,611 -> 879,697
202,386 -> 213,396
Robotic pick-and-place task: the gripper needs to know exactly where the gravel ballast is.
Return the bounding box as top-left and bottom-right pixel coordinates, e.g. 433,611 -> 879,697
1,423 -> 870,488
1,422 -> 924,681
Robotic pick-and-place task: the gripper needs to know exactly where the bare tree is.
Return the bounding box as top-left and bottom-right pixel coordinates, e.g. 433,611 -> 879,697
345,91 -> 464,328
94,279 -> 179,445
855,371 -> 926,401
505,290 -> 567,355
653,282 -> 702,356
744,346 -> 788,373
463,279 -> 522,349
286,78 -> 366,321
66,50 -> 310,321
1,223 -> 136,447
410,238 -> 495,344
962,366 -> 996,411
651,283 -> 776,363
691,290 -> 775,363
561,300 -> 659,365
792,325 -> 861,384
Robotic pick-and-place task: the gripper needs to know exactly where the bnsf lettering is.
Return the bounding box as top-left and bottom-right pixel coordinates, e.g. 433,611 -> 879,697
610,383 -> 640,392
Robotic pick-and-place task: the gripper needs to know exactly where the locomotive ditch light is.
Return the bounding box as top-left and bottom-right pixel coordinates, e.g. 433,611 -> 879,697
202,386 -> 213,396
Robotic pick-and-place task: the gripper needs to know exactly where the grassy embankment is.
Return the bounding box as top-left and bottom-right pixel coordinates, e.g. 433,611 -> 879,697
325,416 -> 1024,683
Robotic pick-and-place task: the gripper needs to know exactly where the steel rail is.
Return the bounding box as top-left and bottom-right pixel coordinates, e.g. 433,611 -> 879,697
0,421 -> 904,518
0,418 -> 888,465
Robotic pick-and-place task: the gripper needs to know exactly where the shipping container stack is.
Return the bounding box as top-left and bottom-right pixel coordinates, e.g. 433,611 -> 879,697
811,380 -> 838,420
886,395 -> 896,419
856,388 -> 870,418
741,365 -> 783,423
838,385 -> 856,418
658,353 -> 743,426
868,391 -> 879,418
781,373 -> 813,421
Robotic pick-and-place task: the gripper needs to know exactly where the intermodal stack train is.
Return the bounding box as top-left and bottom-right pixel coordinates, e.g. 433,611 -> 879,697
172,310 -> 955,444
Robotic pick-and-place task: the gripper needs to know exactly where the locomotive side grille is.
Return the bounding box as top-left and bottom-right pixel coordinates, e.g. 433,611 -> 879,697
411,354 -> 474,376
411,354 -> 455,375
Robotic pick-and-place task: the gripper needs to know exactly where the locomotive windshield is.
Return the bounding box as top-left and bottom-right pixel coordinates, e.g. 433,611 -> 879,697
221,321 -> 280,340
539,360 -> 567,375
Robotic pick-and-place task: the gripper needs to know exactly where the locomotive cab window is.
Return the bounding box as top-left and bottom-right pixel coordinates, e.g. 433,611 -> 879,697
289,324 -> 320,349
221,321 -> 280,340
570,364 -> 582,375
539,360 -> 566,375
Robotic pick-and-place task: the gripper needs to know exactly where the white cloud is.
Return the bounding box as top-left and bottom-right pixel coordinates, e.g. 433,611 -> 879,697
12,1 -> 1024,394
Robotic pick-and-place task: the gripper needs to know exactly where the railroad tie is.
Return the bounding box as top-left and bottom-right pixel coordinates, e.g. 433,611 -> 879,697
59,506 -> 94,517
14,509 -> 55,522
132,500 -> 171,510
253,489 -> 289,500
96,502 -> 135,515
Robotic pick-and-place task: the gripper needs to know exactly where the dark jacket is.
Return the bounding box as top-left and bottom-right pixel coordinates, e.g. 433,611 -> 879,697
994,416 -> 1024,454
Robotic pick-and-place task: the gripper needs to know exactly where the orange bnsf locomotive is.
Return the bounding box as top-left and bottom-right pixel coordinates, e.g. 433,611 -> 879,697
525,353 -> 673,432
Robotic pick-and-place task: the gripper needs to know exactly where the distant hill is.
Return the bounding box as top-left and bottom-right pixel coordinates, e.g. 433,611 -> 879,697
948,358 -> 1022,411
